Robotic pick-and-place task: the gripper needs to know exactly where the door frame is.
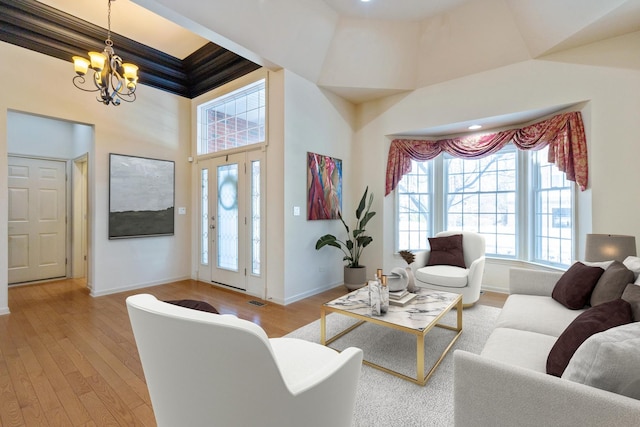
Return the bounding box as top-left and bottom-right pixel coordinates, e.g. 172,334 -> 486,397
8,153 -> 90,285
72,154 -> 89,279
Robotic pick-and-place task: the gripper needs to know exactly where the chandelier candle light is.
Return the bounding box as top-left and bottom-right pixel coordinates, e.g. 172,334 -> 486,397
72,0 -> 138,106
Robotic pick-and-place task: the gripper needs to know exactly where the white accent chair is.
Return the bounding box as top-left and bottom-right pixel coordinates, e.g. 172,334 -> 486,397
410,231 -> 486,306
126,294 -> 363,427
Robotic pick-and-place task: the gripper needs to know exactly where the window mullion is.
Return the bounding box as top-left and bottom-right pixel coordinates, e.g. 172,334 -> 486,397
434,155 -> 444,233
519,149 -> 529,261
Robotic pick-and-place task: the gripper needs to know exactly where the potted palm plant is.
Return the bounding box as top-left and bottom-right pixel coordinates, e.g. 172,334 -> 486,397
316,187 -> 375,290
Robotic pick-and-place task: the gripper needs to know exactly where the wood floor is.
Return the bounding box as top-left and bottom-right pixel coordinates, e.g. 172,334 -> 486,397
0,278 -> 506,426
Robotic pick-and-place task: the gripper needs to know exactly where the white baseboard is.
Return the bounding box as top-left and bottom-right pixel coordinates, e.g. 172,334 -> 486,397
282,281 -> 344,305
90,275 -> 192,297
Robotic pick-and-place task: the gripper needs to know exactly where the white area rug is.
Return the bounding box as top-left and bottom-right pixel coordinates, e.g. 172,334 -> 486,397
285,304 -> 500,427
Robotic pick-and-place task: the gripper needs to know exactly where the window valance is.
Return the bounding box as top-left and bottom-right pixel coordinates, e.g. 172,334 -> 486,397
385,111 -> 588,195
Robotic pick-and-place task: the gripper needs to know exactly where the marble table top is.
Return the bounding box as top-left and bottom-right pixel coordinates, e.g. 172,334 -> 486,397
323,285 -> 461,331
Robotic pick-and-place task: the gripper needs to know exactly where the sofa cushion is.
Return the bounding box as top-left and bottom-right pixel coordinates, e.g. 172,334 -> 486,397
546,299 -> 633,377
481,327 -> 558,373
590,261 -> 634,307
623,256 -> 640,284
552,262 -> 604,309
621,284 -> 640,322
562,322 -> 640,400
426,234 -> 465,268
496,294 -> 586,337
414,265 -> 468,288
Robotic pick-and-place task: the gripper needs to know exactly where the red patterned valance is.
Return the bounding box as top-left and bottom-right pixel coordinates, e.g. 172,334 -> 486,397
385,111 -> 588,195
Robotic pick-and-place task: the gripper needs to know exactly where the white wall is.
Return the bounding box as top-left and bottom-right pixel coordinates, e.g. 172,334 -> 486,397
264,70 -> 286,303
187,68 -> 356,305
355,32 -> 640,293
0,41 -> 192,313
281,70 -> 356,304
7,112 -> 93,162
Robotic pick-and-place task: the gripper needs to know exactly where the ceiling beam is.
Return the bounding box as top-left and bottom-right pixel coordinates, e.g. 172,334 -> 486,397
0,0 -> 259,99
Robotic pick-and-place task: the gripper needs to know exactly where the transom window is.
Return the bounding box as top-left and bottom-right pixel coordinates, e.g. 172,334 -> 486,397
197,79 -> 266,155
396,144 -> 574,267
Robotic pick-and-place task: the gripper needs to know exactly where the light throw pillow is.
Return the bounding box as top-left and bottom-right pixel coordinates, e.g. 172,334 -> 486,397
426,234 -> 465,268
582,260 -> 615,270
590,260 -> 634,307
623,255 -> 640,284
546,298 -> 632,377
621,284 -> 640,322
552,262 -> 604,309
562,322 -> 640,400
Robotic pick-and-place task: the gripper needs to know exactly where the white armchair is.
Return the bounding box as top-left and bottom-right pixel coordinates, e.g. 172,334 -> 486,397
126,294 -> 363,427
410,231 -> 486,306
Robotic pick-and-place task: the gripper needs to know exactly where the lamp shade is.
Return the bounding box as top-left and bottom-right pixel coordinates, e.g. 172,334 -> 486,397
122,63 -> 138,80
72,56 -> 90,76
88,51 -> 106,72
585,234 -> 637,262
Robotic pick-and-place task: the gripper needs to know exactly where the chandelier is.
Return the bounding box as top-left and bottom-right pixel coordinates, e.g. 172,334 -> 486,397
72,0 -> 139,106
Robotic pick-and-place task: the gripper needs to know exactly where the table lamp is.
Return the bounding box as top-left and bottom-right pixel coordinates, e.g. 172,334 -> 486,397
584,234 -> 637,262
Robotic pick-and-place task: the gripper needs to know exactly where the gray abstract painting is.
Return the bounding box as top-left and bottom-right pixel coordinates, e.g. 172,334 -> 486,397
109,154 -> 175,239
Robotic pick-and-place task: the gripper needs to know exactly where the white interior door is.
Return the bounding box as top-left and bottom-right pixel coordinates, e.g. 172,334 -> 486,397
8,156 -> 67,284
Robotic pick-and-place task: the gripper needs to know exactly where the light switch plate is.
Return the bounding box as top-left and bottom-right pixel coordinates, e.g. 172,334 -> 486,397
293,206 -> 300,216
178,207 -> 186,215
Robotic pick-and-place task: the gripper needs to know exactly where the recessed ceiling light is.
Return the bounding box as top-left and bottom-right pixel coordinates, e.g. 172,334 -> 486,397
468,124 -> 482,130
361,0 -> 371,2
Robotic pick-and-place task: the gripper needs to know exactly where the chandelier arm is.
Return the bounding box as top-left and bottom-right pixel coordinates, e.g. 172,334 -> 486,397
108,57 -> 136,102
73,75 -> 101,93
114,92 -> 137,103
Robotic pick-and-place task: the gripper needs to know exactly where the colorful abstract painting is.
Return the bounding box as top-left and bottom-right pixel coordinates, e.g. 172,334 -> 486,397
307,152 -> 342,220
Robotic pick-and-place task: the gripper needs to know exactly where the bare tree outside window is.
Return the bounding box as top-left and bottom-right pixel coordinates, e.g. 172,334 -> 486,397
397,161 -> 431,250
445,148 -> 517,257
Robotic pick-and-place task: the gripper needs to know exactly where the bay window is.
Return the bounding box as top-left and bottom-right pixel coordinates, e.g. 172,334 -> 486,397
396,145 -> 574,267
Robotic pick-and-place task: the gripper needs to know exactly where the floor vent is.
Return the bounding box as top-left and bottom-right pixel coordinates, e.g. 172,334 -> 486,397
248,300 -> 266,307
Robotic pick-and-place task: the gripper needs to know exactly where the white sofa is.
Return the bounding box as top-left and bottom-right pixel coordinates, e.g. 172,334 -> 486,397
454,267 -> 640,427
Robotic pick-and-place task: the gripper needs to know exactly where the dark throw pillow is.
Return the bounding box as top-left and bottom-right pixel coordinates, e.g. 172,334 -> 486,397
590,260 -> 634,307
426,234 -> 465,268
165,299 -> 219,314
546,298 -> 632,377
552,262 -> 604,309
622,284 -> 640,322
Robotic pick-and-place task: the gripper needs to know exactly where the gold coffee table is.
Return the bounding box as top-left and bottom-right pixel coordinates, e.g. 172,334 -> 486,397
321,286 -> 462,386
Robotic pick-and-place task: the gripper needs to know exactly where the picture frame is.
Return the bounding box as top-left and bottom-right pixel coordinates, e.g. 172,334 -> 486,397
307,151 -> 342,220
109,153 -> 175,239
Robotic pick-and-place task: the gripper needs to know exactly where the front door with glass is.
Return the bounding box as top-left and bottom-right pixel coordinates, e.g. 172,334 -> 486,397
199,151 -> 264,294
